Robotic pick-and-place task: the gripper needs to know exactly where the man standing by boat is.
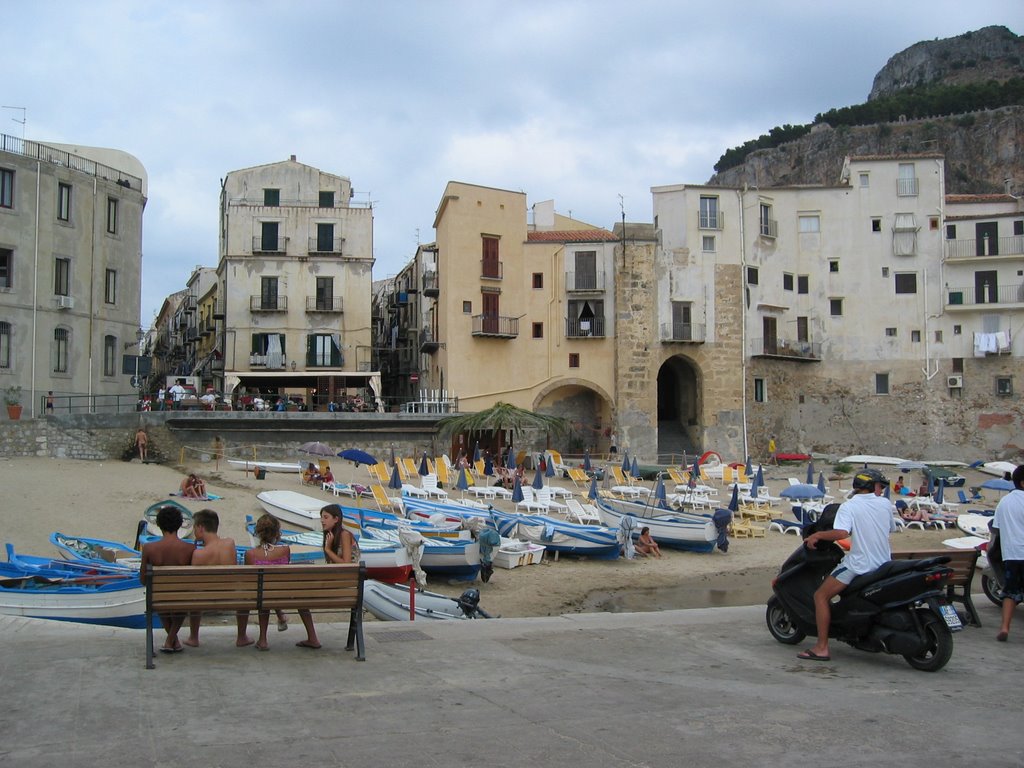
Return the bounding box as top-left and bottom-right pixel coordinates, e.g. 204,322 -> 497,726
140,505 -> 196,653
184,510 -> 253,648
994,465 -> 1024,642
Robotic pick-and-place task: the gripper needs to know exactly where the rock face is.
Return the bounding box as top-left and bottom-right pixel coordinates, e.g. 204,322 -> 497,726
869,26 -> 1023,101
709,27 -> 1024,193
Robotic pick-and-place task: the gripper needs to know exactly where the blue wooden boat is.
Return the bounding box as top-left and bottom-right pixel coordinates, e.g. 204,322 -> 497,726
596,497 -> 717,552
51,532 -> 141,571
487,508 -> 620,559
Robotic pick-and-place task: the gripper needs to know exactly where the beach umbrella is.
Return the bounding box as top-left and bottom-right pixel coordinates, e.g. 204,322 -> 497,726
545,455 -> 555,478
980,477 -> 1014,492
418,452 -> 429,476
780,484 -> 824,501
653,475 -> 668,508
749,469 -> 762,499
806,460 -> 815,484
511,476 -> 524,504
472,441 -> 481,463
691,457 -> 701,486
456,467 -> 470,494
727,484 -> 739,513
299,441 -> 335,457
588,475 -> 599,501
389,446 -> 396,467
817,472 -> 827,495
622,451 -> 631,473
506,447 -> 516,470
631,456 -> 641,480
388,463 -> 402,491
926,472 -> 935,497
336,448 -> 377,466
745,456 -> 753,477
583,450 -> 592,472
483,454 -> 494,476
532,465 -> 544,490
755,465 -> 765,489
934,480 -> 945,505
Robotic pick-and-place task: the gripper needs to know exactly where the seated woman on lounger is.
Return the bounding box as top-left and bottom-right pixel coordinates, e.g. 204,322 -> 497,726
896,500 -> 929,523
180,473 -> 207,499
635,526 -> 662,558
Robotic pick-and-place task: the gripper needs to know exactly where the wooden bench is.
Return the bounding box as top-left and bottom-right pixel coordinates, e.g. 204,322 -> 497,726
144,563 -> 366,669
890,548 -> 982,628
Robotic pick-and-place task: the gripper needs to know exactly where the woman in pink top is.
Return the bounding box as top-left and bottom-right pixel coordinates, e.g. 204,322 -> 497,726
244,514 -> 320,651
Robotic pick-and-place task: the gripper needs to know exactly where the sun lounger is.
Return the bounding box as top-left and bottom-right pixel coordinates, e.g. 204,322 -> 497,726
565,499 -> 601,524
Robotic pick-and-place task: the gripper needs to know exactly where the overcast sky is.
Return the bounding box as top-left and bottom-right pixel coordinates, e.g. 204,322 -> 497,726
5,1 -> 1019,323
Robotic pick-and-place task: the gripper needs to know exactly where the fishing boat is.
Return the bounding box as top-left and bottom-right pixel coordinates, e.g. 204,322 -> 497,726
51,532 -> 141,571
143,499 -> 195,538
979,461 -> 1017,478
256,490 -> 326,530
227,459 -> 303,474
0,544 -> 148,628
361,528 -> 481,581
362,579 -> 492,621
596,497 -> 717,552
839,455 -> 908,466
488,508 -> 620,559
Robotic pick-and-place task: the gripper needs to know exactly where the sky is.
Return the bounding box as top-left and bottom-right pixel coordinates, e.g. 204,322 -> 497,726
5,1 -> 1020,324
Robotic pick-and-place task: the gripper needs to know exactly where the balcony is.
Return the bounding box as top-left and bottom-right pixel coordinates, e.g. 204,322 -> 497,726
307,236 -> 344,255
698,211 -> 724,230
480,260 -> 503,280
250,295 -> 288,312
566,316 -> 606,338
212,300 -> 225,319
249,354 -> 288,369
945,283 -> 1024,310
897,177 -> 919,197
420,329 -> 441,354
185,327 -> 199,342
422,271 -> 439,297
945,236 -> 1024,260
759,218 -> 778,239
566,270 -> 605,292
182,294 -> 197,312
306,296 -> 343,313
471,314 -> 519,338
252,235 -> 289,254
751,337 -> 821,361
660,322 -> 706,343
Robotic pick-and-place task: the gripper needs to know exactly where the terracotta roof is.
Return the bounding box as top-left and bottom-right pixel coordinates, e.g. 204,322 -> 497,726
945,194 -> 1017,204
848,153 -> 945,161
527,229 -> 619,243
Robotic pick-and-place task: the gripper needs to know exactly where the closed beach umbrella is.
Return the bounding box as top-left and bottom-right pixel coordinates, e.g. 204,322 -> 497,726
588,475 -> 599,501
755,465 -> 765,490
483,454 -> 494,476
728,484 -> 740,513
749,470 -> 762,499
418,452 -> 429,476
545,455 -> 555,478
532,465 -> 544,490
389,446 -> 396,467
388,463 -> 402,491
806,461 -> 815,485
456,467 -> 470,493
934,480 -> 945,505
926,472 -> 935,497
817,472 -> 827,494
631,456 -> 641,479
622,451 -> 631,473
691,457 -> 701,486
473,441 -> 481,463
745,456 -> 753,477
583,450 -> 592,473
654,475 -> 668,508
511,476 -> 524,504
506,447 -> 516,470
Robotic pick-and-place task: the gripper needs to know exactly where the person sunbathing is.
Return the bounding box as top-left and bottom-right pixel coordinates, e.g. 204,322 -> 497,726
635,526 -> 662,558
180,473 -> 207,499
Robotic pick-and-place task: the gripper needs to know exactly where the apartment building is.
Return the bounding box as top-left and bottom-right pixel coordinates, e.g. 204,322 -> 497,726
216,157 -> 378,407
0,134 -> 146,416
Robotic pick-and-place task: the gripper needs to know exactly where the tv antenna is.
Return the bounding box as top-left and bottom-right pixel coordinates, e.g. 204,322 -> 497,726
1,106 -> 26,140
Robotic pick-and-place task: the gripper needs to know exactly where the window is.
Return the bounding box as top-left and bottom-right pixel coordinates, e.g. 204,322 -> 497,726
759,203 -> 775,237
946,224 -> 957,240
259,221 -> 279,251
935,330 -> 943,343
316,223 -> 334,252
104,269 -> 117,304
893,213 -> 917,255
264,188 -> 280,206
858,172 -> 869,188
54,257 -> 70,296
699,196 -> 720,229
753,377 -> 766,403
894,273 -> 917,294
532,272 -> 543,289
57,183 -> 71,222
797,275 -> 809,294
532,322 -> 543,339
911,330 -> 921,343
929,217 -> 939,231
953,325 -> 962,335
996,377 -> 1013,396
829,260 -> 839,273
671,301 -> 693,340
871,218 -> 882,232
783,273 -> 794,291
796,316 -> 809,343
0,247 -> 11,288
314,277 -> 334,311
260,277 -> 279,310
462,301 -> 472,314
952,357 -> 963,373
0,168 -> 12,208
568,299 -> 604,337
307,334 -> 342,367
830,298 -> 843,316
573,251 -> 597,289
798,215 -> 819,233
746,267 -> 759,285
701,235 -> 715,252
875,373 -> 889,395
106,197 -> 117,234
318,190 -> 334,208
885,327 -> 897,337
0,321 -> 10,368
53,327 -> 69,373
251,332 -> 286,358
103,335 -> 116,377
897,163 -> 918,196
568,353 -> 580,368
881,267 -> 889,277
481,236 -> 501,278
1015,220 -> 1023,236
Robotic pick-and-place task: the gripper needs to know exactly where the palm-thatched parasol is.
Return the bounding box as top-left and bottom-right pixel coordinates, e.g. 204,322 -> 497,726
436,401 -> 570,462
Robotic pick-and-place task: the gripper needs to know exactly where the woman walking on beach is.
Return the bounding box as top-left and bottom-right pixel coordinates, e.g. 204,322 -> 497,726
245,514 -> 320,651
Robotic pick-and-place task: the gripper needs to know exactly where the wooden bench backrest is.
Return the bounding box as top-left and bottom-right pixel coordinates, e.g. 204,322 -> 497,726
890,549 -> 978,586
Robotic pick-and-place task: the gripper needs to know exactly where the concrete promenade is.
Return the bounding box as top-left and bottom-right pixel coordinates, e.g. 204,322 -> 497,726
1,600 -> 1021,768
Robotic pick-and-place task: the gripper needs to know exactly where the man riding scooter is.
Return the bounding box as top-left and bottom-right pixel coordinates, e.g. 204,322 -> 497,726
798,468 -> 896,662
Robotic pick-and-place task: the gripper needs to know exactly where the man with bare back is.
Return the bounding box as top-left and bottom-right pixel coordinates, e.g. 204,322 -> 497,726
139,505 -> 196,653
183,509 -> 253,648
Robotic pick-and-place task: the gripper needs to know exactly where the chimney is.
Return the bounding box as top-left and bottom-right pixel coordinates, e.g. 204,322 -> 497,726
290,154 -> 297,162
1004,178 -> 1014,196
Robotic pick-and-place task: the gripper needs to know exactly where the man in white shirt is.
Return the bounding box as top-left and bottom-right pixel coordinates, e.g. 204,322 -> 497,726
797,469 -> 895,662
169,382 -> 186,409
993,465 -> 1024,642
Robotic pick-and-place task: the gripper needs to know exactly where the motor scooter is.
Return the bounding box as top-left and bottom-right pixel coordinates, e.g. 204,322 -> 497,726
766,504 -> 961,671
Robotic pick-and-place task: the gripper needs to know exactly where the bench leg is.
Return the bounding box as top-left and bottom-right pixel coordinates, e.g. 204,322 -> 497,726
962,592 -> 983,628
145,611 -> 155,670
347,607 -> 365,661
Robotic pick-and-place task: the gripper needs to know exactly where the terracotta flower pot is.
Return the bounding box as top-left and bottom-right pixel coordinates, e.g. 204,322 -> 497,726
6,404 -> 23,421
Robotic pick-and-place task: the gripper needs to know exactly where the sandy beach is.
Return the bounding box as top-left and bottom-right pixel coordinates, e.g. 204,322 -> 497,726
0,455 -> 985,618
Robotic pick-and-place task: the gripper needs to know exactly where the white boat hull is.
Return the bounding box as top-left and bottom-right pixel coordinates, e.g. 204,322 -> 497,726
229,460 -> 303,474
363,580 -> 476,621
597,499 -> 716,552
0,583 -> 148,628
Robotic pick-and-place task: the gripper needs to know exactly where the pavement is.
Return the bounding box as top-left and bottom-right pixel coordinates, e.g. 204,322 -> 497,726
1,599 -> 1022,768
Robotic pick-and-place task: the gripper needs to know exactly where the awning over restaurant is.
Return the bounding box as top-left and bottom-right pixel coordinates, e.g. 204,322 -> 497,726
222,371 -> 384,412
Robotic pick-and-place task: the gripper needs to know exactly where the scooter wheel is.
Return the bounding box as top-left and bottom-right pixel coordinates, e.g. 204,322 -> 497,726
766,597 -> 805,645
981,574 -> 1003,606
903,611 -> 954,672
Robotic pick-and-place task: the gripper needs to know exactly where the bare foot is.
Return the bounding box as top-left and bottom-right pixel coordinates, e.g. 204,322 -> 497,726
182,638 -> 200,647
296,640 -> 321,649
236,636 -> 255,647
255,642 -> 269,651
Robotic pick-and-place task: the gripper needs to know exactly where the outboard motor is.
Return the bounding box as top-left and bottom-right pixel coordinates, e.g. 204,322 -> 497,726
456,588 -> 492,618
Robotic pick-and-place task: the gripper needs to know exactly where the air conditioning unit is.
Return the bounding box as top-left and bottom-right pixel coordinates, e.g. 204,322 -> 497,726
55,295 -> 75,310
947,374 -> 963,389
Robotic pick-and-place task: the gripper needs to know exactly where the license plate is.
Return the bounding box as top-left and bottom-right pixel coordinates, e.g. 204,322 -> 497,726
939,604 -> 963,630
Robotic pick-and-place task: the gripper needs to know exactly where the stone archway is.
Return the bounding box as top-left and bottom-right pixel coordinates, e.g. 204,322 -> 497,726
656,356 -> 702,459
534,380 -> 613,454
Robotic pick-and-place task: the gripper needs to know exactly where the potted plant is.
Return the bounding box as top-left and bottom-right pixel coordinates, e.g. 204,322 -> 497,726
4,385 -> 23,421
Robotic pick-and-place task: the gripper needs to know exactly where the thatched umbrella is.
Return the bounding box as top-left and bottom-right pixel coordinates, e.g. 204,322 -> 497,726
436,401 -> 570,464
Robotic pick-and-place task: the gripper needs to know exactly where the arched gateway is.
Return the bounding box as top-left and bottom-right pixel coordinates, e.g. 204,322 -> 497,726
657,355 -> 702,459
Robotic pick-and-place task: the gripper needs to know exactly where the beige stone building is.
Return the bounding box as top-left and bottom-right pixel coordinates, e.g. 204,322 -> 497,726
216,157 -> 379,407
0,134 -> 146,417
